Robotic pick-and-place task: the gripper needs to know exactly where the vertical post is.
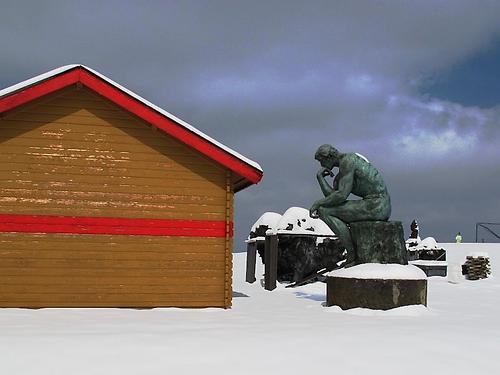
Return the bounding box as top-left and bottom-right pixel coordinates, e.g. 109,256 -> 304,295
264,234 -> 278,291
245,242 -> 257,283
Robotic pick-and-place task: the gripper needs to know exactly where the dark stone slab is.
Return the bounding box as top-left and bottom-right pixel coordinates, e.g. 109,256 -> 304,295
418,249 -> 446,261
407,248 -> 447,262
411,263 -> 447,277
350,221 -> 408,265
326,276 -> 427,310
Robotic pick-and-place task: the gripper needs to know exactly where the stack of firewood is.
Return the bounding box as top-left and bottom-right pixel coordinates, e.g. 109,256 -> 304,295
462,254 -> 491,280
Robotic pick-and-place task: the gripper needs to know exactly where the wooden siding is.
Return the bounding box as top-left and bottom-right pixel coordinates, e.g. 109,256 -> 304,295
0,233 -> 226,307
0,87 -> 227,220
0,87 -> 233,308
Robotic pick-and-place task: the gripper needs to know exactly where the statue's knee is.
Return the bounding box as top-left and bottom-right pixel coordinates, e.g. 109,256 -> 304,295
317,206 -> 328,220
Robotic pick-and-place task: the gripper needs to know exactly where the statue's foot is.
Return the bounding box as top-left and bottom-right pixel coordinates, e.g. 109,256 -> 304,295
343,249 -> 356,268
343,260 -> 357,268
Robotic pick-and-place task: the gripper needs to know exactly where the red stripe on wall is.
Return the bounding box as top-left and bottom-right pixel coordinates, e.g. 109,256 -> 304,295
0,214 -> 232,237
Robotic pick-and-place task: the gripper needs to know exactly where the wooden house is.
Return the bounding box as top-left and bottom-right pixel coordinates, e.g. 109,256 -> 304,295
0,65 -> 262,308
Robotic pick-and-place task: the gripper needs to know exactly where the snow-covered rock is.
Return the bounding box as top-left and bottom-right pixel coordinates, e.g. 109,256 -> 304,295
414,237 -> 441,250
273,207 -> 335,236
327,263 -> 427,280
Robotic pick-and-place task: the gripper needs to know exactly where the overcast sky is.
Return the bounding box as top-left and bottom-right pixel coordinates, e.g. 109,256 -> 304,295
1,1 -> 500,246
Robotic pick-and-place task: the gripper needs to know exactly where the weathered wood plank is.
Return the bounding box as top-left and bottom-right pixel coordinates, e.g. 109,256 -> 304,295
0,130 -> 209,152
0,205 -> 226,221
0,233 -> 224,245
0,293 -> 225,303
0,147 -> 220,166
0,170 -> 224,189
0,275 -> 225,286
0,146 -> 220,165
0,137 -> 219,158
5,111 -> 148,128
0,153 -> 223,178
21,104 -> 133,120
0,249 -> 225,261
0,301 -> 226,308
0,258 -> 226,269
0,188 -> 226,206
0,243 -> 224,254
0,196 -> 226,213
0,180 -> 225,197
0,267 -> 223,277
0,284 -> 224,294
0,163 -> 226,183
0,128 -> 210,151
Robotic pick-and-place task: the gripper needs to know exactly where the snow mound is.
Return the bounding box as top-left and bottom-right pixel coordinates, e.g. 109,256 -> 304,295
274,207 -> 334,236
469,252 -> 489,258
327,263 -> 427,280
414,236 -> 441,250
250,212 -> 282,233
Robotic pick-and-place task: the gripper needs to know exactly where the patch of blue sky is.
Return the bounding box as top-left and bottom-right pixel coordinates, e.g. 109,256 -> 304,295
421,41 -> 500,108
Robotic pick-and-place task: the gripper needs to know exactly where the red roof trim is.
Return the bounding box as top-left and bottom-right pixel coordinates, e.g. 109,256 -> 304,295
0,67 -> 262,185
0,69 -> 79,113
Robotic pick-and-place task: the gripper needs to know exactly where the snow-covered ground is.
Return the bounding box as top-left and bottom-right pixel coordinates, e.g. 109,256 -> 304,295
1,243 -> 499,374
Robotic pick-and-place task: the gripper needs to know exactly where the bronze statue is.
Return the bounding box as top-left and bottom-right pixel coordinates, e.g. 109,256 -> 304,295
309,144 -> 391,263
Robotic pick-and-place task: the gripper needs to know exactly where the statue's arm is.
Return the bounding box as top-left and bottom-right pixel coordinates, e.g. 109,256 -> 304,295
315,159 -> 354,207
316,168 -> 334,197
321,169 -> 353,206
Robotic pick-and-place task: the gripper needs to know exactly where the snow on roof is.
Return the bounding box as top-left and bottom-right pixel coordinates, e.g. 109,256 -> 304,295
0,64 -> 262,173
0,65 -> 80,99
250,212 -> 282,233
274,207 -> 335,236
328,263 -> 427,280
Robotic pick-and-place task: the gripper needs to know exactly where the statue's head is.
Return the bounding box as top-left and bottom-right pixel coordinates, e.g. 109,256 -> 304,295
314,144 -> 340,169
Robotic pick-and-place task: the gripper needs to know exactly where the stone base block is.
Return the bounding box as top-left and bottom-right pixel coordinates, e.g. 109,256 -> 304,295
350,221 -> 408,265
326,276 -> 427,310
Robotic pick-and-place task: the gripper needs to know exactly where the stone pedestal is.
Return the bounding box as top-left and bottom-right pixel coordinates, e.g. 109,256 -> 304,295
327,276 -> 427,310
351,221 -> 408,265
326,263 -> 427,310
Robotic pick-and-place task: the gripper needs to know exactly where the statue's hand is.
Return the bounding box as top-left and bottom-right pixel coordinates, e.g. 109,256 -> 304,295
317,167 -> 333,178
309,202 -> 320,219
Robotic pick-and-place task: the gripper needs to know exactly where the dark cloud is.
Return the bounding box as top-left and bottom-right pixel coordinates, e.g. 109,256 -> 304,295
2,1 -> 500,246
